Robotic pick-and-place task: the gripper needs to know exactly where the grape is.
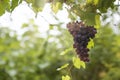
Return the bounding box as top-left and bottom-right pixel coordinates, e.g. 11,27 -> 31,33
67,21 -> 97,62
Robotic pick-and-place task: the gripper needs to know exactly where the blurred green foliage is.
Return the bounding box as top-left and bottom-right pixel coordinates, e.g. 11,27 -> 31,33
0,20 -> 120,80
0,21 -> 73,80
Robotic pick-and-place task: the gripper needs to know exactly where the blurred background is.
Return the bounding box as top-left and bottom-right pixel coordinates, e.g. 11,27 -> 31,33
0,1 -> 120,80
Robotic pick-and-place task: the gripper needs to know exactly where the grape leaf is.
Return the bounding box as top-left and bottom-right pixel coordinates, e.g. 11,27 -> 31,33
93,0 -> 99,5
60,48 -> 72,55
87,38 -> 94,49
57,63 -> 69,71
31,0 -> 46,13
95,14 -> 100,29
0,4 -> 5,16
0,0 -> 10,16
86,0 -> 92,4
51,2 -> 62,13
72,57 -> 85,69
68,11 -> 77,21
97,0 -> 115,13
10,0 -> 22,12
82,12 -> 96,25
71,5 -> 96,25
26,0 -> 34,3
62,75 -> 71,80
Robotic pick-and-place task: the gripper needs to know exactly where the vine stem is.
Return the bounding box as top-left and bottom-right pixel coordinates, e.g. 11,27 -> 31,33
66,64 -> 73,79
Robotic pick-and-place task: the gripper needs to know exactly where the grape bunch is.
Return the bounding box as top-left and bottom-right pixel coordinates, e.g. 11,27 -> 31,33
67,21 -> 97,62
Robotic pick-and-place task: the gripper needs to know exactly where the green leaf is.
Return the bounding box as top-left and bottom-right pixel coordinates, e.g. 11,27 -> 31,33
0,0 -> 10,16
10,0 -> 22,12
32,0 -> 46,13
68,10 -> 77,20
57,63 -> 69,71
49,25 -> 54,30
60,48 -> 72,55
86,0 -> 92,4
26,0 -> 34,3
97,0 -> 115,13
93,0 -> 99,5
72,57 -> 86,69
62,75 -> 71,80
87,38 -> 94,49
81,61 -> 86,69
22,23 -> 29,28
0,4 -> 5,16
71,6 -> 96,25
51,2 -> 62,13
83,12 -> 96,25
95,14 -> 100,29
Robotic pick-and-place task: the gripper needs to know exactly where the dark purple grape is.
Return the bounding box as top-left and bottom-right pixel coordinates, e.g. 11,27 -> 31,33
67,21 -> 97,62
